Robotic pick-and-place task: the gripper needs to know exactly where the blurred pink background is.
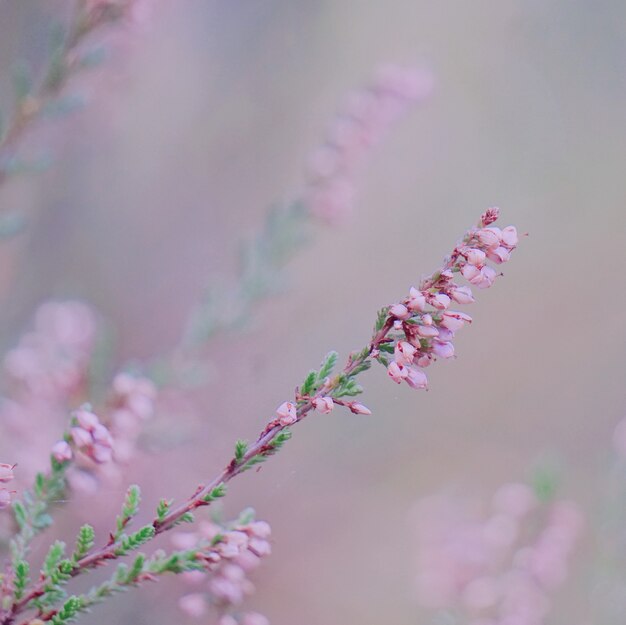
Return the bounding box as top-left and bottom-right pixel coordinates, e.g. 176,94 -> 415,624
1,1 -> 625,624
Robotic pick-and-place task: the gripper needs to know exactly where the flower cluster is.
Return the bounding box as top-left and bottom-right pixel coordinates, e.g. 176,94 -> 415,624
305,64 -> 433,223
176,517 -> 272,624
412,483 -> 583,625
2,301 -> 96,403
0,464 -> 15,510
69,407 -> 115,464
384,207 -> 518,390
107,373 -> 157,463
0,302 -> 98,481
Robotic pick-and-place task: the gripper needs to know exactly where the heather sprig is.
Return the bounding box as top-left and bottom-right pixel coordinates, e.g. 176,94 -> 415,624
0,210 -> 520,624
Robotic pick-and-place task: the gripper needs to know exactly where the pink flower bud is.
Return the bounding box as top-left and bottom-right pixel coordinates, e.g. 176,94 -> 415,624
350,402 -> 372,415
421,313 -> 433,326
501,225 -> 518,248
480,206 -> 500,225
90,443 -> 113,464
465,248 -> 486,266
428,293 -> 451,310
312,396 -> 334,414
74,408 -> 100,431
178,593 -> 207,618
219,616 -> 238,625
91,423 -> 113,447
476,227 -> 501,249
51,441 -> 73,463
405,366 -> 428,389
246,521 -> 272,539
0,488 -> 13,509
407,287 -> 427,312
389,303 -> 410,320
276,401 -> 297,425
475,266 -> 497,289
486,246 -> 511,264
440,311 -> 472,332
70,427 -> 92,448
416,325 -> 439,338
249,537 -> 271,556
462,264 -> 497,289
449,285 -> 475,305
387,361 -> 408,383
436,327 -> 455,342
432,340 -> 455,359
394,341 -> 416,365
415,353 -> 433,367
0,464 -> 15,483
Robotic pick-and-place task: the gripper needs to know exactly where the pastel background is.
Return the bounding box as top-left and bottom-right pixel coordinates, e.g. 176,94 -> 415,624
0,1 -> 625,624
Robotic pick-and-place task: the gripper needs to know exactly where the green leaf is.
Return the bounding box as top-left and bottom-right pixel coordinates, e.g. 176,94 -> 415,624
301,370 -> 317,396
374,306 -> 390,332
42,541 -> 66,578
73,525 -> 95,562
234,440 -> 248,463
114,525 -> 155,556
318,351 -> 338,381
156,498 -> 172,522
115,485 -> 141,538
202,483 -> 227,503
13,560 -> 29,600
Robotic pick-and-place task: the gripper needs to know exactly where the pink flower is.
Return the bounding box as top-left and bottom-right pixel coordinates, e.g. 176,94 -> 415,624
474,266 -> 497,289
350,402 -> 372,415
462,265 -> 497,289
75,408 -> 100,431
51,441 -> 73,463
407,287 -> 427,312
395,341 -> 416,365
312,396 -> 334,414
428,293 -> 451,310
432,340 -> 455,359
178,593 -> 207,618
71,427 -> 93,448
276,401 -> 297,425
440,311 -> 472,333
449,285 -> 475,305
405,366 -> 428,389
501,225 -> 518,248
416,325 -> 439,338
486,246 -> 511,264
465,248 -> 486,266
475,227 -> 501,249
245,521 -> 272,539
0,464 -> 15,483
416,353 -> 433,368
387,361 -> 408,383
390,303 -> 410,320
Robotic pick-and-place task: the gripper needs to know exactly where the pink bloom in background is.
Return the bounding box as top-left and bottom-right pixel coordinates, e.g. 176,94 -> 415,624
174,518 -> 272,624
0,301 -> 98,482
410,483 -> 583,625
304,64 -> 434,223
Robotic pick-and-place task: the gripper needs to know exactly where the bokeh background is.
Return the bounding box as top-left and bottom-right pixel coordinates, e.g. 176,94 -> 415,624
0,1 -> 625,624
